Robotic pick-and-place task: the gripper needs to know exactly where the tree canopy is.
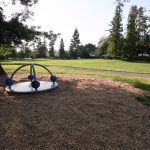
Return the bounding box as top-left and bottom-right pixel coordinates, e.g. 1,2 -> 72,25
0,0 -> 39,75
0,0 -> 40,45
105,1 -> 150,60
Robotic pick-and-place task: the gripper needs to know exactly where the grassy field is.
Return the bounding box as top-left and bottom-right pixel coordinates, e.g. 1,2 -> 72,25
1,58 -> 150,92
1,58 -> 150,73
2,61 -> 150,106
2,64 -> 150,92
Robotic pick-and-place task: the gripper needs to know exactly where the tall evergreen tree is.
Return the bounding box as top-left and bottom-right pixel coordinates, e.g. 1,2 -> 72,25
49,45 -> 55,58
145,17 -> 150,56
107,0 -> 124,59
69,28 -> 80,59
59,38 -> 65,58
125,6 -> 148,58
136,7 -> 148,55
36,40 -> 48,58
49,33 -> 58,58
125,5 -> 138,59
107,0 -> 123,59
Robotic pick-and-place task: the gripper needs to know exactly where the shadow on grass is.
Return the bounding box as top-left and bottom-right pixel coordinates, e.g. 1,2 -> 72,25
112,77 -> 150,92
136,96 -> 150,106
121,57 -> 150,64
133,81 -> 150,91
112,76 -> 150,107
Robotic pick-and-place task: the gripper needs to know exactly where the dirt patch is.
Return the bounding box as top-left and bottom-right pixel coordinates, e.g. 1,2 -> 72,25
0,74 -> 150,150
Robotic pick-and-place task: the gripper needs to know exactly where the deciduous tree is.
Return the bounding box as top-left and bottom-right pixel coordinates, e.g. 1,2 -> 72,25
0,0 -> 39,75
97,36 -> 109,57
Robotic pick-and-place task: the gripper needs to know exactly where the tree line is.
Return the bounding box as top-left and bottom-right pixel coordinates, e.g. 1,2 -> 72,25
0,0 -> 96,60
0,26 -> 96,59
97,1 -> 150,60
0,0 -> 149,61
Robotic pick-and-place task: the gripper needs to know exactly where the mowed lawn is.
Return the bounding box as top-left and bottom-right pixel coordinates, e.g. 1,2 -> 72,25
1,59 -> 150,100
1,59 -> 150,74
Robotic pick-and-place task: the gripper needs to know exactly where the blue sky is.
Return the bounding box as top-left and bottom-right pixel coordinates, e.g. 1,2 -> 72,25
3,0 -> 150,49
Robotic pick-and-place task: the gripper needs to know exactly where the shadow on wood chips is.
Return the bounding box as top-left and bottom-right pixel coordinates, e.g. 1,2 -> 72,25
0,74 -> 150,150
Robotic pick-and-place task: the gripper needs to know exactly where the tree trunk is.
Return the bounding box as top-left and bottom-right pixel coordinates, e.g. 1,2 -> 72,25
0,65 -> 7,86
0,65 -> 7,76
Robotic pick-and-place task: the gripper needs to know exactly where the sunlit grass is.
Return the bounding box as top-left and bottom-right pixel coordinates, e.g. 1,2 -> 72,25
112,76 -> 150,91
1,58 -> 150,73
2,64 -> 150,106
3,64 -> 150,92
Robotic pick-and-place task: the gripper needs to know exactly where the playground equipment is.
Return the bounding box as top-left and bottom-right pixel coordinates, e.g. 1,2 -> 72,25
5,64 -> 58,93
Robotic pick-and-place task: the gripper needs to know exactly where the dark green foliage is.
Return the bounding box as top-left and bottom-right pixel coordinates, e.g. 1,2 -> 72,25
17,50 -> 25,58
49,46 -> 55,58
69,28 -> 80,59
59,38 -> 65,58
29,50 -> 39,59
79,45 -> 89,58
0,0 -> 39,74
79,44 -> 96,58
0,0 -> 40,59
97,37 -> 109,57
3,18 -> 37,45
48,31 -> 59,58
124,6 -> 149,59
0,45 -> 17,59
24,48 -> 31,58
145,34 -> 150,55
63,51 -> 70,59
0,0 -> 39,45
0,0 -> 59,61
108,1 -> 123,58
9,18 -> 37,45
136,96 -> 150,106
125,5 -> 138,59
84,43 -> 96,57
36,42 -> 48,58
107,2 -> 150,60
136,7 -> 148,56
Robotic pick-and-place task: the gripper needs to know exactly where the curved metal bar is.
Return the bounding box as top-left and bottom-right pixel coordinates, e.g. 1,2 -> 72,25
30,64 -> 32,75
33,64 -> 53,76
31,64 -> 36,80
10,64 -> 31,79
10,63 -> 53,80
7,63 -> 57,93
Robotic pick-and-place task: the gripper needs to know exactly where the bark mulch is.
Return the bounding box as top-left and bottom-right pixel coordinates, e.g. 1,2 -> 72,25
0,74 -> 150,150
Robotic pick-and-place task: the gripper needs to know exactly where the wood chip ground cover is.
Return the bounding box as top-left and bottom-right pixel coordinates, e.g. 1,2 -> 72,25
0,74 -> 150,150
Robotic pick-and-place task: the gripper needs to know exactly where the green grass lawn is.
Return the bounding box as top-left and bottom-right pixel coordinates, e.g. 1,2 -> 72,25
2,62 -> 150,106
2,64 -> 150,92
1,58 -> 150,73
